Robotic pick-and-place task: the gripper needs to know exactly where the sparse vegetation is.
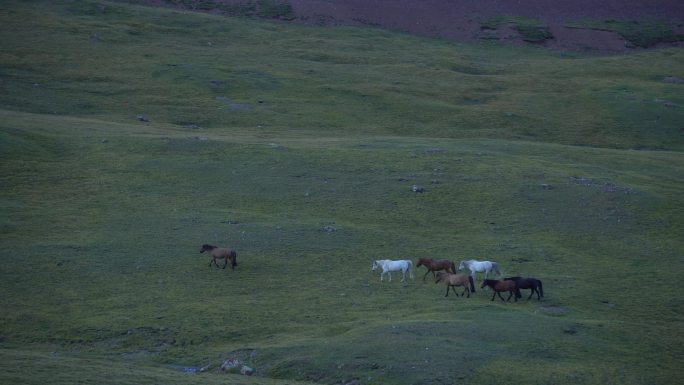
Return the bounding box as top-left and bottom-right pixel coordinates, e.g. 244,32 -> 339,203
482,16 -> 554,43
566,18 -> 684,47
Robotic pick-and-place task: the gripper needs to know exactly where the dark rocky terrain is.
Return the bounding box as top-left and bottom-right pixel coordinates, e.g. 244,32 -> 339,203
138,0 -> 684,53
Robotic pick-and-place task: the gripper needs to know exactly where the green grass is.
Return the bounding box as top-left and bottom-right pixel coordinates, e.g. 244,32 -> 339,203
481,16 -> 554,43
1,1 -> 683,384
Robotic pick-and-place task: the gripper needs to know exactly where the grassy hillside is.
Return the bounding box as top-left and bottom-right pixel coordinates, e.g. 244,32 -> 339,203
1,1 -> 683,384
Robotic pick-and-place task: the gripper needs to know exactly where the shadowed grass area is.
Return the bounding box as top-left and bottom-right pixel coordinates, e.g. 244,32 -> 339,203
1,1 -> 683,384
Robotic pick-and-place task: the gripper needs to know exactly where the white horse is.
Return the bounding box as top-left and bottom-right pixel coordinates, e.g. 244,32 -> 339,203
371,259 -> 414,284
458,259 -> 501,281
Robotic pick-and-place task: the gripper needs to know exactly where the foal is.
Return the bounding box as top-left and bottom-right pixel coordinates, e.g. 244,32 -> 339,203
434,272 -> 475,298
200,244 -> 237,270
480,279 -> 518,302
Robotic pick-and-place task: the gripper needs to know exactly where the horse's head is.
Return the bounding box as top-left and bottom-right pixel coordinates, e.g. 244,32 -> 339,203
434,272 -> 446,283
371,261 -> 378,272
417,258 -> 425,267
200,244 -> 215,253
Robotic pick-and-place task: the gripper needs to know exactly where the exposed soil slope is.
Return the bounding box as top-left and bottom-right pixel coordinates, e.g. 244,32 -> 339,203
138,0 -> 684,53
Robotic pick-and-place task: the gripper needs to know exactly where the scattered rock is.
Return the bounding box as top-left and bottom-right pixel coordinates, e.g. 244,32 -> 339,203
541,183 -> 553,190
323,225 -> 337,233
412,185 -> 425,193
137,115 -> 150,122
89,33 -> 100,42
209,80 -> 224,88
663,76 -> 684,84
511,257 -> 532,263
100,138 -> 108,144
654,98 -> 676,107
240,365 -> 254,375
569,176 -> 635,194
425,147 -> 446,154
269,143 -> 287,150
229,103 -> 251,111
182,124 -> 201,129
221,358 -> 241,371
536,306 -> 569,316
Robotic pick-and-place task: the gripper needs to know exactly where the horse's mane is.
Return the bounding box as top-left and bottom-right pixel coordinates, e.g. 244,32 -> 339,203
202,244 -> 217,250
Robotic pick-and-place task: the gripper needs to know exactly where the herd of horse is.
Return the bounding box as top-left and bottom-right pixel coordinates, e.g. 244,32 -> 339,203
200,244 -> 543,302
371,257 -> 544,302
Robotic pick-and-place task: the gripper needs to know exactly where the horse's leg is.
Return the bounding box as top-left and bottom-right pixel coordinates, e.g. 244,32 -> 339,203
380,271 -> 385,282
388,271 -> 392,282
509,291 -> 516,302
222,258 -> 228,269
445,285 -> 450,297
451,286 -> 459,297
528,289 -> 534,300
423,270 -> 430,281
497,292 -> 507,302
491,291 -> 497,301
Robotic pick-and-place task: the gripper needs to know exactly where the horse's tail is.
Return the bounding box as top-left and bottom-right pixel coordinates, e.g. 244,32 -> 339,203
408,260 -> 415,280
230,250 -> 238,267
468,275 -> 475,293
537,279 -> 544,297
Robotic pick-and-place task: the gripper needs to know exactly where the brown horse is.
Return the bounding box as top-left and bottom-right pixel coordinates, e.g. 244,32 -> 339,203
200,244 -> 237,270
416,258 -> 456,281
480,279 -> 518,302
434,272 -> 475,298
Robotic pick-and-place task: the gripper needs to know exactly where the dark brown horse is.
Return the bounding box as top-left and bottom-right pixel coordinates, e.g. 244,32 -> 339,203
200,244 -> 237,270
416,258 -> 457,281
481,279 -> 518,302
434,272 -> 475,298
504,276 -> 544,300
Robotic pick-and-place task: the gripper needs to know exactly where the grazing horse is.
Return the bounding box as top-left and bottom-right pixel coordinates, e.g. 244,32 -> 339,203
371,259 -> 414,284
504,276 -> 544,300
480,279 -> 518,302
434,272 -> 475,298
458,259 -> 501,282
200,244 -> 237,270
416,258 -> 456,281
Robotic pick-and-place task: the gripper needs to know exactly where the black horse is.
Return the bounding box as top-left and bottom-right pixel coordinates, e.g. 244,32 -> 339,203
504,276 -> 544,300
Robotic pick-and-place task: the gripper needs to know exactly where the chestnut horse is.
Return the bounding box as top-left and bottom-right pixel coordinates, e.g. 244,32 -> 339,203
200,244 -> 237,270
434,272 -> 475,297
480,279 -> 518,302
416,258 -> 456,281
